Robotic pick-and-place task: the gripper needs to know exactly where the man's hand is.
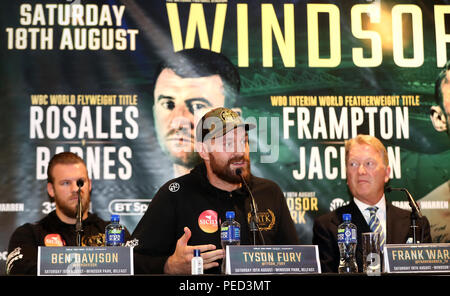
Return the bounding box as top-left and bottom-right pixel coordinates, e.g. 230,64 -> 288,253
163,227 -> 224,274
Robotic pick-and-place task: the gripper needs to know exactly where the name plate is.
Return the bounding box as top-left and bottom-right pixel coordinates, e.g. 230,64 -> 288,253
37,246 -> 133,276
225,245 -> 321,274
384,243 -> 450,273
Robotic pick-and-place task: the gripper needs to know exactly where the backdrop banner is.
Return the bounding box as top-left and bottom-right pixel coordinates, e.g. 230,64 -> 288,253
1,0 -> 449,274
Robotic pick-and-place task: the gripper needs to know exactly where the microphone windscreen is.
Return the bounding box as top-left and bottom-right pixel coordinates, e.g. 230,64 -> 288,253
385,186 -> 392,192
76,179 -> 84,187
235,168 -> 242,176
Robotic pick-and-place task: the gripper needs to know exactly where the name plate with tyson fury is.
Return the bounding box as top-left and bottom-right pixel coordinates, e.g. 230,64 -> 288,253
225,245 -> 321,274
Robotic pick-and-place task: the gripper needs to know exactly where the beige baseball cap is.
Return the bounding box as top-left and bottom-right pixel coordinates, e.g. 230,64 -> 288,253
196,107 -> 255,142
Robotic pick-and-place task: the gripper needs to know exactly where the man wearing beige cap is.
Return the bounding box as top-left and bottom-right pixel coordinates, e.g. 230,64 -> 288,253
132,107 -> 299,274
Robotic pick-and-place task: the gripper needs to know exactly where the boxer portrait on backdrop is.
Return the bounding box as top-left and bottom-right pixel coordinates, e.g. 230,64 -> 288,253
425,60 -> 450,243
152,48 -> 241,177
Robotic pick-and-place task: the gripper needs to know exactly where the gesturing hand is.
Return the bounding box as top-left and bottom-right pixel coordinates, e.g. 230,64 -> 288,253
163,227 -> 225,274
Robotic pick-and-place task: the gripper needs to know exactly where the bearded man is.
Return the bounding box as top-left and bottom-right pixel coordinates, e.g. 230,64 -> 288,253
6,152 -> 130,275
132,108 -> 298,274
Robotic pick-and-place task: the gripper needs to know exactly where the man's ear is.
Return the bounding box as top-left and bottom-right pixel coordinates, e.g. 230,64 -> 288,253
88,178 -> 92,193
47,182 -> 55,199
197,142 -> 210,161
384,166 -> 391,183
430,105 -> 447,132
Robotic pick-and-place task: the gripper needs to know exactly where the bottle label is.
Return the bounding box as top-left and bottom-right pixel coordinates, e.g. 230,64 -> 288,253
337,227 -> 357,243
191,257 -> 203,275
106,229 -> 124,245
221,225 -> 240,241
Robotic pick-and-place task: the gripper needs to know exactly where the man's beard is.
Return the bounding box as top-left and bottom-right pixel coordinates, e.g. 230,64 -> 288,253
210,154 -> 251,184
56,194 -> 90,220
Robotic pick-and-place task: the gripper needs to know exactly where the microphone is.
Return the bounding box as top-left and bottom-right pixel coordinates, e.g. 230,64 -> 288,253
386,186 -> 422,218
76,179 -> 84,188
236,168 -> 265,245
76,179 -> 84,246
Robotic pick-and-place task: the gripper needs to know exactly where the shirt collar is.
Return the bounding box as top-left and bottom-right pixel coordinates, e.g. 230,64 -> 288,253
353,195 -> 387,233
353,195 -> 386,214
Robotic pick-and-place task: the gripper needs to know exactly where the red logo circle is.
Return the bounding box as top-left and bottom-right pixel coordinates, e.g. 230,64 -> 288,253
44,234 -> 66,246
198,210 -> 218,233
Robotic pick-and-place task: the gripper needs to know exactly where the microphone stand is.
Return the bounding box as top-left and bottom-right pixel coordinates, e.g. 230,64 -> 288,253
236,169 -> 265,245
386,187 -> 422,243
76,179 -> 84,247
249,198 -> 259,246
403,189 -> 422,244
410,210 -> 419,244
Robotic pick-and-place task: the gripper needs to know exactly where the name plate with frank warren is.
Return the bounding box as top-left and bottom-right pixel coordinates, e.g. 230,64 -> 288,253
384,243 -> 450,273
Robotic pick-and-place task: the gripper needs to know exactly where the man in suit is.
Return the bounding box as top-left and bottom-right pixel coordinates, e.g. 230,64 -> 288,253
313,134 -> 431,273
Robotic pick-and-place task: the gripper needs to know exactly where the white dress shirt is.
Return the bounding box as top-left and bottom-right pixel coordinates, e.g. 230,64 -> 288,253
354,195 -> 387,237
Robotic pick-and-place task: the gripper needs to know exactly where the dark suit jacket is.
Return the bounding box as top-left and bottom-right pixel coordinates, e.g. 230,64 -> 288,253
312,200 -> 432,273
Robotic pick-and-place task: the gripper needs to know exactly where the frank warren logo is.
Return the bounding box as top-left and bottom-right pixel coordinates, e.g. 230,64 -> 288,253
198,210 -> 218,233
109,199 -> 150,216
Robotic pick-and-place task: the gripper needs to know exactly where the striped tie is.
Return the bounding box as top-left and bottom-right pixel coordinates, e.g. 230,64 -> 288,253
367,206 -> 386,251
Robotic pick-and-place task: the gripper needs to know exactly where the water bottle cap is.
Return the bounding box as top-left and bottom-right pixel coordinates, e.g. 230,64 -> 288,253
342,213 -> 351,221
111,214 -> 120,222
225,211 -> 235,219
193,249 -> 201,257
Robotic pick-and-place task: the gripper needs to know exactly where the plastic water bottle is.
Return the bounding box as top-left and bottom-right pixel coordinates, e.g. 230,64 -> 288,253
337,213 -> 358,273
105,214 -> 125,246
221,211 -> 241,248
220,211 -> 240,273
191,249 -> 203,275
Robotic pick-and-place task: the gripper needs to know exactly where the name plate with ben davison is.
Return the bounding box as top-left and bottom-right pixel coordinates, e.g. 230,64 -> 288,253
225,245 -> 321,274
384,243 -> 450,273
38,246 -> 133,276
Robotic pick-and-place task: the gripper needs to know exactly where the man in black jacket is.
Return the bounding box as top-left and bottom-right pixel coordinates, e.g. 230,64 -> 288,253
6,152 -> 130,275
313,135 -> 431,273
132,107 -> 299,274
